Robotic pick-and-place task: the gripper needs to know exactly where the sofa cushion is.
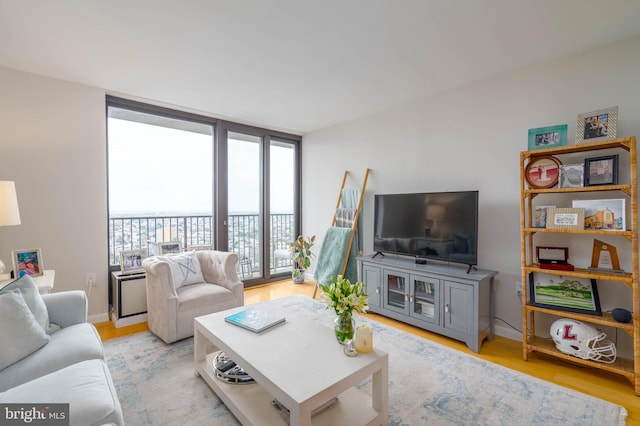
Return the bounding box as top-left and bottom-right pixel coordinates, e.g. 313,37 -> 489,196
0,291 -> 50,371
0,274 -> 51,333
0,322 -> 104,392
0,359 -> 124,426
158,251 -> 204,288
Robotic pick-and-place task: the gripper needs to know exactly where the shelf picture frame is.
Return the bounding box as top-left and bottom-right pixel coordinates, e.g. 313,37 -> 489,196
524,155 -> 561,189
158,241 -> 181,255
576,106 -> 618,144
572,198 -> 625,231
528,124 -> 568,150
528,273 -> 602,316
534,205 -> 555,228
187,244 -> 212,251
11,248 -> 44,277
545,207 -> 585,230
119,248 -> 147,275
584,154 -> 618,186
558,164 -> 584,188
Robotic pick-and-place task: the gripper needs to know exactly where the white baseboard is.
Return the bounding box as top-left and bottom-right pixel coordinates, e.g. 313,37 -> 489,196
112,313 -> 148,328
88,312 -> 109,324
493,323 -> 522,342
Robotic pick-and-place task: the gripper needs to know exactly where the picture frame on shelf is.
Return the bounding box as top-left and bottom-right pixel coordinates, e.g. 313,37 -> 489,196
187,244 -> 212,251
528,273 -> 602,316
558,164 -> 584,188
11,248 -> 44,277
157,241 -> 182,255
584,154 -> 618,186
524,155 -> 561,189
576,106 -> 618,144
572,198 -> 625,231
534,205 -> 555,228
119,248 -> 147,275
527,124 -> 568,150
545,207 -> 585,230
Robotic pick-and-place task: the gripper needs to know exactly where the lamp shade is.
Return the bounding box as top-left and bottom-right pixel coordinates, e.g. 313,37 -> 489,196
0,181 -> 21,226
426,205 -> 445,221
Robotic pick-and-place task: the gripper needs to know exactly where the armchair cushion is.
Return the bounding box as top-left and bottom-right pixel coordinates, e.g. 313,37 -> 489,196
158,251 -> 204,288
0,291 -> 50,370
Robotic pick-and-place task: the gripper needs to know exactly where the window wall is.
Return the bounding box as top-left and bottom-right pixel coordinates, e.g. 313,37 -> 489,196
106,96 -> 301,285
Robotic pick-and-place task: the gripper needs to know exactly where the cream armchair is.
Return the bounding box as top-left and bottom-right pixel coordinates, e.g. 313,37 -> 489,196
142,250 -> 244,344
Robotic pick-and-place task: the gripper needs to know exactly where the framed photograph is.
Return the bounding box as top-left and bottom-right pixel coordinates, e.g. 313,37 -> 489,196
527,124 -> 568,150
576,106 -> 618,144
119,248 -> 147,275
572,198 -> 625,231
524,155 -> 561,189
11,248 -> 44,277
534,205 -> 555,228
187,244 -> 212,251
528,273 -> 602,316
584,154 -> 618,186
558,164 -> 584,188
158,241 -> 181,255
546,207 -> 585,230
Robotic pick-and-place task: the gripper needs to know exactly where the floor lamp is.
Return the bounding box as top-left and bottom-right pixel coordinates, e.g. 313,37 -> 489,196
0,181 -> 21,275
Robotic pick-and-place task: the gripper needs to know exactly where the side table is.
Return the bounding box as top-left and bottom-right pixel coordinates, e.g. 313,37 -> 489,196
0,269 -> 55,294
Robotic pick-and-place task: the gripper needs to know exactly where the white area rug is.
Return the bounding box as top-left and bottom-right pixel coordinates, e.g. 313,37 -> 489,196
103,295 -> 627,425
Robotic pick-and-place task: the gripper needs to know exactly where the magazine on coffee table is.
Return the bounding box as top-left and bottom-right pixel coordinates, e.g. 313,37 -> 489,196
224,308 -> 286,333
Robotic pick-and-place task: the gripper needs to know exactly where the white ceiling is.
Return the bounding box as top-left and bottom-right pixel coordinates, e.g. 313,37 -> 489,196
1,0 -> 640,134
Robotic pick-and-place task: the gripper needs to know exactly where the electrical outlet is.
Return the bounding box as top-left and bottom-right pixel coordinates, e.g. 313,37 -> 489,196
86,273 -> 96,287
515,281 -> 522,297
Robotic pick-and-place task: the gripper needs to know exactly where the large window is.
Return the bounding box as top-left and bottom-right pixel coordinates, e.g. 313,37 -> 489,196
106,97 -> 301,285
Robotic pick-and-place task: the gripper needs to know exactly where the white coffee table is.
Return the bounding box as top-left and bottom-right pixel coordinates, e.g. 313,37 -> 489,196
194,299 -> 389,426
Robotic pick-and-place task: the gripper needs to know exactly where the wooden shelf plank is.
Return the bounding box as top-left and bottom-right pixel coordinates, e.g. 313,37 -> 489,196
526,336 -> 634,380
524,304 -> 634,332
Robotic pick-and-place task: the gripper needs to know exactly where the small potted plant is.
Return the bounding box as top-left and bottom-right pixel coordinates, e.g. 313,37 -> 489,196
289,235 -> 315,284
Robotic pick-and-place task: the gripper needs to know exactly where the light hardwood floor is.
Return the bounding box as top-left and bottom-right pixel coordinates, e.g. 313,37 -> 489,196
96,279 -> 640,424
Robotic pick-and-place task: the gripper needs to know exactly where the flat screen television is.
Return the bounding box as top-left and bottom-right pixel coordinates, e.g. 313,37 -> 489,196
373,191 -> 479,270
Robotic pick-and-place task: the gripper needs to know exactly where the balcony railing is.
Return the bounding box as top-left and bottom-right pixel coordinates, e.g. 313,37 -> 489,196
108,213 -> 295,278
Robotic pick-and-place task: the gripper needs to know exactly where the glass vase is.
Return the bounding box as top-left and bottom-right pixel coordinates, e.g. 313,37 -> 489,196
334,312 -> 355,345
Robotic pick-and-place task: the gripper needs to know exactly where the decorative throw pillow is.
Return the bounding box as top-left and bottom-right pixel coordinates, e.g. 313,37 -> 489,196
158,251 -> 204,288
0,290 -> 50,370
0,274 -> 51,333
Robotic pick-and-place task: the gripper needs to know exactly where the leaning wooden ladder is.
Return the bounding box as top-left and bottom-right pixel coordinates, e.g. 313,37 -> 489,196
313,168 -> 370,298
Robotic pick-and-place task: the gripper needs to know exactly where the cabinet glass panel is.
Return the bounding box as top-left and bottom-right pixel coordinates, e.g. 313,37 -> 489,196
386,273 -> 406,309
413,278 -> 438,321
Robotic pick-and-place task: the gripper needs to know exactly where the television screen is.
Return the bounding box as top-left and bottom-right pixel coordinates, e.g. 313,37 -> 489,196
373,191 -> 479,266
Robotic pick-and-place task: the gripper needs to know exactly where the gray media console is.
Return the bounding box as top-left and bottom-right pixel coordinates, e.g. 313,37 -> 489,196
357,254 -> 498,353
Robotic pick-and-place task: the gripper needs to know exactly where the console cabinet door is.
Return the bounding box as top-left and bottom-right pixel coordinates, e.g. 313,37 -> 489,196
443,280 -> 473,335
383,269 -> 409,314
410,274 -> 441,325
361,264 -> 382,307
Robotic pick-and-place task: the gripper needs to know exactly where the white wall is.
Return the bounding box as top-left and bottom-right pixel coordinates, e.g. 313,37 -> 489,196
302,34 -> 640,347
0,66 -> 109,322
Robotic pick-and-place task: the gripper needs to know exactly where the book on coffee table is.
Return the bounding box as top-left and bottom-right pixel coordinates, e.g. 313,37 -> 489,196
224,308 -> 286,333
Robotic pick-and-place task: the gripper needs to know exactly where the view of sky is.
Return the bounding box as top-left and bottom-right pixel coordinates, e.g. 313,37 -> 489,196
107,117 -> 294,215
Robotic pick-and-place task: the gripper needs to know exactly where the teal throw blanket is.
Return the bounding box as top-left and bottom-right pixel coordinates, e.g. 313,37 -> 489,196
313,227 -> 357,286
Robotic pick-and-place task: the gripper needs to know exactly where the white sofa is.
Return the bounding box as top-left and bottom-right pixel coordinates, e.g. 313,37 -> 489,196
143,250 -> 244,344
0,276 -> 123,426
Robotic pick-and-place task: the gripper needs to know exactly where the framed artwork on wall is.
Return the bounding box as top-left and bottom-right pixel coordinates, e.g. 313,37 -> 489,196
11,248 -> 44,277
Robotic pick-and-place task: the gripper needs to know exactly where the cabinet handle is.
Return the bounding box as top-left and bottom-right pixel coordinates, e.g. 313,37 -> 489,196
410,295 -> 414,303
405,293 -> 409,302
445,303 -> 449,313
376,287 -> 380,294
